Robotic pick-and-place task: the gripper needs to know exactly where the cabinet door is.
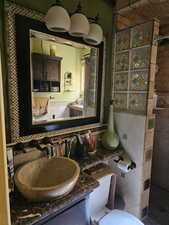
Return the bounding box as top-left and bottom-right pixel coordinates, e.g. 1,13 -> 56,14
32,53 -> 43,80
45,58 -> 61,81
40,199 -> 90,225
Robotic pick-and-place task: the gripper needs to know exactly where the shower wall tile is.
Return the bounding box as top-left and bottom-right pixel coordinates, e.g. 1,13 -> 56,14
129,93 -> 147,113
131,47 -> 150,70
114,93 -> 127,110
113,21 -> 158,115
132,22 -> 153,48
115,52 -> 129,72
114,72 -> 128,91
130,71 -> 148,91
116,30 -> 130,52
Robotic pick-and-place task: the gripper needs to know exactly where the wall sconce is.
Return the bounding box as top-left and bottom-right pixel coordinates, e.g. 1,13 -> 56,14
69,2 -> 90,37
45,0 -> 71,32
45,1 -> 103,45
83,15 -> 103,46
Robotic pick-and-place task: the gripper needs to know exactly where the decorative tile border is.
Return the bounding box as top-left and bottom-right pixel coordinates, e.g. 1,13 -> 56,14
5,1 -> 45,142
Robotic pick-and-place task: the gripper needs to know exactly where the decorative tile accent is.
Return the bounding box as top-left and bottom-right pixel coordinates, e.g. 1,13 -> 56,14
114,94 -> 127,110
144,130 -> 154,149
116,30 -> 130,52
115,52 -> 129,72
145,150 -> 153,162
148,119 -> 155,129
142,206 -> 148,218
130,71 -> 148,91
122,133 -> 128,140
114,72 -> 128,91
131,47 -> 150,70
144,179 -> 151,191
132,22 -> 153,48
143,161 -> 152,181
129,93 -> 147,113
141,190 -> 150,214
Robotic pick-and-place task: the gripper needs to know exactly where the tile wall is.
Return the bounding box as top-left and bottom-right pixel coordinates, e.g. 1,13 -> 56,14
113,21 -> 154,115
111,20 -> 159,218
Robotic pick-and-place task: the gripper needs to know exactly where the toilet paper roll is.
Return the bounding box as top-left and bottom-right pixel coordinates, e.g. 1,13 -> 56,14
117,160 -> 131,173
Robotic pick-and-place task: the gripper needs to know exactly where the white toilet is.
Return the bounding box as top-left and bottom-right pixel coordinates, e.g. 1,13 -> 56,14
88,168 -> 144,225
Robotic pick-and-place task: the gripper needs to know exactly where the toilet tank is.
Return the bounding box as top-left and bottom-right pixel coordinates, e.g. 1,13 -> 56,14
88,167 -> 115,218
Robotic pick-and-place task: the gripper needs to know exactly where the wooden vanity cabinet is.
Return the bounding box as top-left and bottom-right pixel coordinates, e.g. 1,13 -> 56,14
33,194 -> 91,225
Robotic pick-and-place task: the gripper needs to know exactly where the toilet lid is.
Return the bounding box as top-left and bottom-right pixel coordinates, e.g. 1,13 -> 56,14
99,210 -> 144,225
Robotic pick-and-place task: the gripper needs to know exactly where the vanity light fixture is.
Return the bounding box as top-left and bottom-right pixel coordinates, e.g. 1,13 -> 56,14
45,1 -> 103,45
69,2 -> 90,37
45,0 -> 71,32
83,15 -> 103,45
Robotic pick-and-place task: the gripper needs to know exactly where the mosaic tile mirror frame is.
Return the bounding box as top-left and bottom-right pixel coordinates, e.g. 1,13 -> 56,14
4,1 -> 106,143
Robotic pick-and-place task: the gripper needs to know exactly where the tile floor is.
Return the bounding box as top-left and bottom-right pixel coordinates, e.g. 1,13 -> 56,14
143,217 -> 160,225
144,185 -> 169,225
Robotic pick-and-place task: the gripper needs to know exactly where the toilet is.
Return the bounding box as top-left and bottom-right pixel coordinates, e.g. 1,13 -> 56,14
88,166 -> 144,225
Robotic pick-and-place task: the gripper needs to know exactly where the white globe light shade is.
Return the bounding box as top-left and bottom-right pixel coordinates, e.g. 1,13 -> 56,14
83,23 -> 103,45
45,5 -> 71,32
69,13 -> 90,37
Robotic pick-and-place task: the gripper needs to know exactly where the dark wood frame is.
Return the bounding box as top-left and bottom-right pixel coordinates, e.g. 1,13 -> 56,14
15,14 -> 104,137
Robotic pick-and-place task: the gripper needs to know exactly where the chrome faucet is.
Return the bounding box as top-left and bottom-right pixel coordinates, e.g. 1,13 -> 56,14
30,138 -> 55,159
42,143 -> 55,159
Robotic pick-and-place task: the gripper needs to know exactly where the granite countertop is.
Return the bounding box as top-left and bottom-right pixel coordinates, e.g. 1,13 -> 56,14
77,147 -> 124,170
11,147 -> 123,225
10,173 -> 99,225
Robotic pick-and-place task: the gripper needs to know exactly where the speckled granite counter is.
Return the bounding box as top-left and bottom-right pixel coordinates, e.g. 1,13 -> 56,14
76,147 -> 124,170
11,173 -> 99,225
11,147 -> 123,225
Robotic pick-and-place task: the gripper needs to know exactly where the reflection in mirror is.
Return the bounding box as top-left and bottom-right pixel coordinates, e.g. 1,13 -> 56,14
30,30 -> 99,124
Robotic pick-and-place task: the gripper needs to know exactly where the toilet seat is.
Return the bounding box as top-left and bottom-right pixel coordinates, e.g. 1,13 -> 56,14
96,210 -> 144,225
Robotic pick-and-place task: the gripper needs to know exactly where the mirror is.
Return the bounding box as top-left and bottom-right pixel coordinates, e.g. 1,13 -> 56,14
30,30 -> 99,124
15,15 -> 104,136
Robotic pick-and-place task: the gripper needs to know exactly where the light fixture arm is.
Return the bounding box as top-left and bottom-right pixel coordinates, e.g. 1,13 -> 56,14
88,14 -> 101,24
75,2 -> 82,13
54,0 -> 62,6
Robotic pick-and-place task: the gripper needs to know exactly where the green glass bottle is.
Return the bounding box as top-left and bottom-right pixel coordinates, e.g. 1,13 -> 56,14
102,100 -> 120,150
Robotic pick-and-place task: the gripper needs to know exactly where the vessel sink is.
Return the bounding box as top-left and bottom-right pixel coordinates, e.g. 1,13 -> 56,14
14,157 -> 80,201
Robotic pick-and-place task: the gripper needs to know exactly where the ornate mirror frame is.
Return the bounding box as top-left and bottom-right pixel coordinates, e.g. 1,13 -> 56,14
5,1 -> 106,143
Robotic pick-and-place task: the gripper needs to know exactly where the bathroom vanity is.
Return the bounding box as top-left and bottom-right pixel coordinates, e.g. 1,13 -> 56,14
11,147 -> 124,225
11,174 -> 98,225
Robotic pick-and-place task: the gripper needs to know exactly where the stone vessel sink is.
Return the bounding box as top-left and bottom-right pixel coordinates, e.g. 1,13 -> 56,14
14,157 -> 80,201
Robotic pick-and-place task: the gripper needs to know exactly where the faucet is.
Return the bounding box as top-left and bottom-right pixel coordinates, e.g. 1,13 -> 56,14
41,137 -> 55,159
30,138 -> 55,159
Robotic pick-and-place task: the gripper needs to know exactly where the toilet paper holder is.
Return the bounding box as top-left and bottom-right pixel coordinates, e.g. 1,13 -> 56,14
113,152 -> 136,172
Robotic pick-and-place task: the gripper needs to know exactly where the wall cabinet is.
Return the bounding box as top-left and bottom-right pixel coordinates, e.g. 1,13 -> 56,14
32,53 -> 62,92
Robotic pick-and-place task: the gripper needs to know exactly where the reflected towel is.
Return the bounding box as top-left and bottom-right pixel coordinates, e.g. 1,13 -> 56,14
32,97 -> 49,118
